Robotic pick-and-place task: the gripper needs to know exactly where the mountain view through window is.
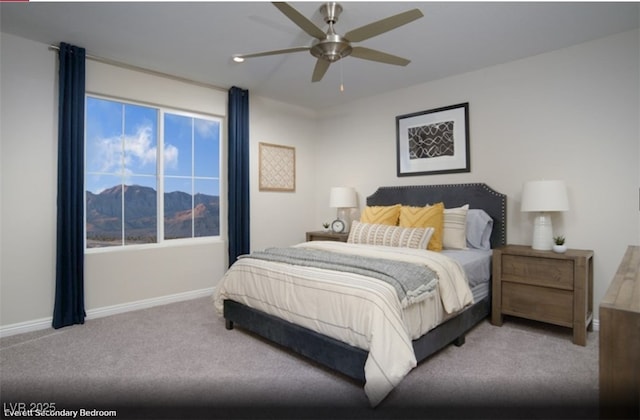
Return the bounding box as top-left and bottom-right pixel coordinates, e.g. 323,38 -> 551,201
85,96 -> 221,248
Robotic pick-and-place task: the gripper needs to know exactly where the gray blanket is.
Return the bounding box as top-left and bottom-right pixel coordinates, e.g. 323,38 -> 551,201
242,247 -> 438,306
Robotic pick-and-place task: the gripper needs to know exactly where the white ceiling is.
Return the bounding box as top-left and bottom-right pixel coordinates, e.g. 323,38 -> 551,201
2,2 -> 638,111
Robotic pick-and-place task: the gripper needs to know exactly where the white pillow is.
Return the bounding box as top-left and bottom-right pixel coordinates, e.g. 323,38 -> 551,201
443,204 -> 469,250
348,220 -> 434,249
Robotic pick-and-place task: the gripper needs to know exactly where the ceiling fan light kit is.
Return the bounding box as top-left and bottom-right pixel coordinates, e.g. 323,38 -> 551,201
232,2 -> 423,82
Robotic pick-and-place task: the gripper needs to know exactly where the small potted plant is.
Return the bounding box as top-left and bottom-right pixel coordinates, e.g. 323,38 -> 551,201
322,222 -> 330,232
553,235 -> 567,253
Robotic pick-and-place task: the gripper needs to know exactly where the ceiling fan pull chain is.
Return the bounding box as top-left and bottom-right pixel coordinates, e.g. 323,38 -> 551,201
340,60 -> 345,92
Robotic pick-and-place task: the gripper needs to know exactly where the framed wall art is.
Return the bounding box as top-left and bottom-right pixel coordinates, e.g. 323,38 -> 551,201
396,102 -> 470,177
259,142 -> 296,192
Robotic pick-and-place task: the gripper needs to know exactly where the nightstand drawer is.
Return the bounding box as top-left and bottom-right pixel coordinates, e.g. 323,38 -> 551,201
502,282 -> 573,327
502,254 -> 574,290
319,236 -> 347,242
306,231 -> 348,242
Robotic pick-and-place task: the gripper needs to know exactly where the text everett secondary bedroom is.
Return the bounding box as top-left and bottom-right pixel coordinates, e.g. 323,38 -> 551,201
1,2 -> 639,419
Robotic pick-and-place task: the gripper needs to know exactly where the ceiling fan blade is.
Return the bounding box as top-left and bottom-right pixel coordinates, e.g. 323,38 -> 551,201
272,2 -> 326,40
311,59 -> 330,82
350,47 -> 411,66
234,46 -> 309,60
344,9 -> 423,43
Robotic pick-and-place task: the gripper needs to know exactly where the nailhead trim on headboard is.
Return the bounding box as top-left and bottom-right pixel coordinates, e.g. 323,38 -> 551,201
366,183 -> 507,248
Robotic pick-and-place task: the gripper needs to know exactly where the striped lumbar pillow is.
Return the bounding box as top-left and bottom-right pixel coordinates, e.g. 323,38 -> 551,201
347,220 -> 434,249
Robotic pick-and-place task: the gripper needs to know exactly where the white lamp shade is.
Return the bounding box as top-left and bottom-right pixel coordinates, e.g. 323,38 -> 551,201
329,187 -> 357,208
521,180 -> 569,212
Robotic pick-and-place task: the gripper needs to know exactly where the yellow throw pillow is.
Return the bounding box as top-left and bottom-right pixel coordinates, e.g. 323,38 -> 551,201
360,204 -> 401,226
399,203 -> 445,251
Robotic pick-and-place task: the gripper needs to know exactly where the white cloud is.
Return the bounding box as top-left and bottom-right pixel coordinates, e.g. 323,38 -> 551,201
194,119 -> 217,140
125,125 -> 155,164
164,144 -> 179,169
93,123 -> 181,172
95,136 -> 122,173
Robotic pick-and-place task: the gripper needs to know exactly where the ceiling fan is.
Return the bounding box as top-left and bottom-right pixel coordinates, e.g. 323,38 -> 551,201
232,2 -> 424,82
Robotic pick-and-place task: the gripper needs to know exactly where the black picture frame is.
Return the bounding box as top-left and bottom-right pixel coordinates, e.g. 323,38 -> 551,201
396,102 -> 470,177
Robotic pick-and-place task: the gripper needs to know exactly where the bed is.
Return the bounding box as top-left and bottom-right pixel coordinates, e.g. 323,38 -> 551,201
214,183 -> 506,406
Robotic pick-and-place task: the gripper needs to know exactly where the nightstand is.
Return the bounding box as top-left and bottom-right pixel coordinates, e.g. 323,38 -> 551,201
306,231 -> 349,242
491,244 -> 594,346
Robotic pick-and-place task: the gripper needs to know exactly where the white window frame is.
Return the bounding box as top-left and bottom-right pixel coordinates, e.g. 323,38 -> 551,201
84,94 -> 223,253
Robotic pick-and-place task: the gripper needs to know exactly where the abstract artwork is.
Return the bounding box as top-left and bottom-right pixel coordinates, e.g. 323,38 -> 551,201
396,103 -> 470,176
259,142 -> 296,192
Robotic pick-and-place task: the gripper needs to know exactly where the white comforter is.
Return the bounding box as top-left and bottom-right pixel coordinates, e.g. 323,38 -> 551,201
213,241 -> 473,406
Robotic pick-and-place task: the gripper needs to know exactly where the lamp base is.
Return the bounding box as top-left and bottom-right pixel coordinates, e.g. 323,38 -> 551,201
531,212 -> 553,251
336,208 -> 351,233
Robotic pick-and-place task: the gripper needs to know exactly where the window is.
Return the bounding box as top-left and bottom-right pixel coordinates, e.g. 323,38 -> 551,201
85,95 -> 221,249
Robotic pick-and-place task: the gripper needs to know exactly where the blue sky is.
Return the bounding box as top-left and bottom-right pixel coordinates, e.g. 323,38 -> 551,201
85,96 -> 220,196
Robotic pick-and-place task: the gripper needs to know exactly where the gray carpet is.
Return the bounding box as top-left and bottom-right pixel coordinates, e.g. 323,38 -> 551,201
0,297 -> 599,419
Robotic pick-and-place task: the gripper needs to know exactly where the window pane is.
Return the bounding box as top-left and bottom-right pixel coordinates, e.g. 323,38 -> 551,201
86,175 -> 123,248
194,179 -> 219,237
123,177 -> 157,245
194,119 -> 220,177
164,177 -> 192,240
86,97 -> 123,174
124,104 -> 157,176
164,113 -> 192,177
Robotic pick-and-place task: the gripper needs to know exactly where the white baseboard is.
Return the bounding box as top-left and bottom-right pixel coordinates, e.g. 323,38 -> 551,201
0,287 -> 214,338
0,316 -> 53,338
1,294 -> 600,338
85,287 -> 214,319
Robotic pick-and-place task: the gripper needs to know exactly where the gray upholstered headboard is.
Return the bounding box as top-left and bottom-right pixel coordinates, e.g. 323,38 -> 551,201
366,183 -> 507,248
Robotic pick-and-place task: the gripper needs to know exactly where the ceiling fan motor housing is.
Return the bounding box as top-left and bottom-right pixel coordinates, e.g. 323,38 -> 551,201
310,35 -> 352,62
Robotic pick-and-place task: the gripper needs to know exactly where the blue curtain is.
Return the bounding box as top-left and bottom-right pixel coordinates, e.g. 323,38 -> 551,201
53,43 -> 86,329
227,86 -> 250,266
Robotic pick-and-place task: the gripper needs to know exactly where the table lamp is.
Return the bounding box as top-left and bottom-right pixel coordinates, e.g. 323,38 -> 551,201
521,180 -> 569,250
329,187 -> 357,233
